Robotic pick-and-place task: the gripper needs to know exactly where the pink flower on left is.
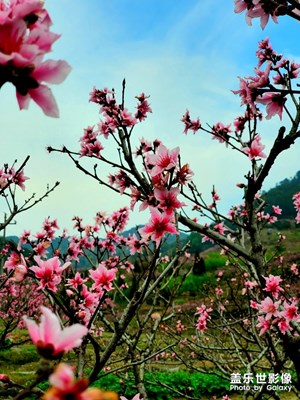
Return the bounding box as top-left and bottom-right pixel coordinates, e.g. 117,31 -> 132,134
23,306 -> 88,359
43,363 -> 118,400
0,0 -> 71,117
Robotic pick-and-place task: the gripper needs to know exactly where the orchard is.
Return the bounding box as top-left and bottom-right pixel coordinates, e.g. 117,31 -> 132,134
1,1 -> 300,399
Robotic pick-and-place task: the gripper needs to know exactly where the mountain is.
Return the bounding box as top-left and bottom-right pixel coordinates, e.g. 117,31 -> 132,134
263,170 -> 300,221
4,170 -> 300,262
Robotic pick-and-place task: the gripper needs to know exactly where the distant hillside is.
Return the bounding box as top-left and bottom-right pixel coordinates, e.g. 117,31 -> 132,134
263,170 -> 300,219
4,171 -> 300,262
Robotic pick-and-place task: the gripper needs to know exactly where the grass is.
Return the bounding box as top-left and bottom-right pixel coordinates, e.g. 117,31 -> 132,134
0,344 -> 40,386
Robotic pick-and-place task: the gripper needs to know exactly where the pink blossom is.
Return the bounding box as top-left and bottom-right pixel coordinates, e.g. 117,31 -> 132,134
247,63 -> 271,89
291,263 -> 299,276
121,395 -> 143,400
154,187 -> 185,214
181,110 -> 201,134
250,300 -> 258,309
79,126 -> 103,158
135,92 -> 152,121
66,240 -> 82,262
256,37 -> 277,66
293,192 -> 300,223
108,170 -> 132,194
140,208 -> 178,245
81,284 -> 98,312
4,251 -> 27,279
196,304 -> 213,333
120,108 -> 137,127
212,122 -> 231,143
10,168 -> 28,191
234,0 -> 278,29
0,2 -> 71,117
256,93 -> 286,120
281,300 -> 300,322
257,316 -> 271,336
30,256 -> 70,292
272,205 -> 282,215
242,135 -> 266,160
89,263 -> 117,292
23,306 -> 88,359
258,297 -> 281,320
127,234 -> 146,255
146,144 -> 179,177
242,280 -> 257,295
232,78 -> 257,113
263,275 -> 283,299
44,363 -> 110,399
278,319 -> 291,335
213,222 -> 227,235
176,163 -> 194,185
67,272 -> 87,289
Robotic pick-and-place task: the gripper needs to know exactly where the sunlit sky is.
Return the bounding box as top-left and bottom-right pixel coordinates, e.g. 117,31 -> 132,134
1,1 -> 300,236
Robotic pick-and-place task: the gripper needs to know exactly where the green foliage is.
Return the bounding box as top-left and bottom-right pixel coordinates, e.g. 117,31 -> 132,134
204,252 -> 226,272
92,370 -> 229,399
0,345 -> 39,365
92,373 -> 124,393
179,273 -> 216,296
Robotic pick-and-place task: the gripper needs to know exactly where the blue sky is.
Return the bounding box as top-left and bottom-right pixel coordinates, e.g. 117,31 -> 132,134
1,1 -> 300,236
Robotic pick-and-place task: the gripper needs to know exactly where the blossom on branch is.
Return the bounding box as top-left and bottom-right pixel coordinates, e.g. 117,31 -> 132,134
263,274 -> 283,298
30,256 -> 70,292
256,93 -> 286,120
241,135 -> 266,160
140,208 -> 178,245
89,263 -> 117,293
154,187 -> 185,215
43,363 -> 117,400
146,143 -> 179,177
234,0 -> 278,29
293,192 -> 300,223
0,0 -> 71,117
23,306 -> 88,359
181,110 -> 201,134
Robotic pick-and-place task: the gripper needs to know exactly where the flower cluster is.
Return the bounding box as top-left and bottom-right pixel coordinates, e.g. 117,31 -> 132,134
30,256 -> 70,292
43,363 -> 116,400
3,250 -> 27,281
234,0 -> 287,29
23,306 -> 88,359
257,297 -> 300,335
0,164 -> 28,191
89,87 -> 152,138
195,304 -> 213,332
0,0 -> 71,116
181,110 -> 201,134
233,38 -> 300,121
0,276 -> 47,341
293,192 -> 300,223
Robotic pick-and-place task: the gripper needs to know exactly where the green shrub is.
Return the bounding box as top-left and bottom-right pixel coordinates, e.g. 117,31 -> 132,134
179,273 -> 216,296
204,252 -> 227,272
0,345 -> 39,364
92,370 -> 229,399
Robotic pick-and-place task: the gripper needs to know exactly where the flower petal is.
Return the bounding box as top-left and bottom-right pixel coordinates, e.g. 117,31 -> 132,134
39,306 -> 62,344
54,324 -> 88,354
28,84 -> 59,117
33,59 -> 72,84
22,316 -> 40,344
